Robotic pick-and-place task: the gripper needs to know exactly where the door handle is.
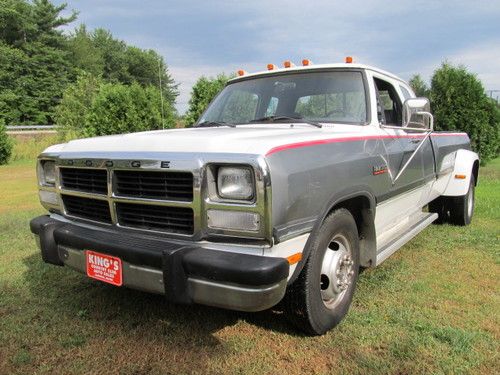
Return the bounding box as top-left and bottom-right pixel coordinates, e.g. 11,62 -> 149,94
410,139 -> 421,144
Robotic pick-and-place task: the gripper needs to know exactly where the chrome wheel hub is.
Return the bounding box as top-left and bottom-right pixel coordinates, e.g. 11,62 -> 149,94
320,235 -> 354,309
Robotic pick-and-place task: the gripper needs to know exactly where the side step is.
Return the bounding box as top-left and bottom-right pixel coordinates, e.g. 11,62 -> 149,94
375,212 -> 438,266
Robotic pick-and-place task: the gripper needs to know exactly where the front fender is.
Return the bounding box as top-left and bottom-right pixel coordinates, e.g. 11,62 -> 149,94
288,187 -> 377,284
442,149 -> 479,197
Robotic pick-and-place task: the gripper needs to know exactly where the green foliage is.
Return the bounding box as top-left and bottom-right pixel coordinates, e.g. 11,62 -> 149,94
56,74 -> 175,138
54,72 -> 101,139
68,26 -> 178,104
0,119 -> 13,165
0,0 -> 178,127
0,0 -> 77,124
409,74 -> 430,97
86,82 -> 171,137
185,74 -> 231,125
431,63 -> 499,162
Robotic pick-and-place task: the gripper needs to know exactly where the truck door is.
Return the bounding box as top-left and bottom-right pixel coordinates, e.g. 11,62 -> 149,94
372,76 -> 426,222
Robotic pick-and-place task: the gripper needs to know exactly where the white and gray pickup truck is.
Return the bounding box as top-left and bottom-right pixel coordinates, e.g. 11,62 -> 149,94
30,60 -> 479,335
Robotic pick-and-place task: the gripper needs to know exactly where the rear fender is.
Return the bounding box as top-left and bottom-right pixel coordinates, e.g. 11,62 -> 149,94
442,149 -> 479,197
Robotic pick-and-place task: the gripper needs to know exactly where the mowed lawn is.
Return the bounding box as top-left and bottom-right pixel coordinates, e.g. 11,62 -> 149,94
0,158 -> 499,375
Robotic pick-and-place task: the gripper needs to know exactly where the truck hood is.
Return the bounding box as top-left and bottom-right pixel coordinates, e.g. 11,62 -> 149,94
44,124 -> 376,156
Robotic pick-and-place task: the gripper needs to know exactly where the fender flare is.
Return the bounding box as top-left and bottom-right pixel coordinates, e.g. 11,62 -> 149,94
442,149 -> 479,197
287,186 -> 377,284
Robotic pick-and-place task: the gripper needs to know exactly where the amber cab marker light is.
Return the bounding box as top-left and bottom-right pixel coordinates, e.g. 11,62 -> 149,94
287,252 -> 303,265
345,56 -> 353,63
267,63 -> 277,70
455,174 -> 467,179
237,69 -> 247,76
283,60 -> 295,68
302,59 -> 312,66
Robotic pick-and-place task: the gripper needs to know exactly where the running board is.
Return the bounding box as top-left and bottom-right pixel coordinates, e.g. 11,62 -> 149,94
375,212 -> 438,266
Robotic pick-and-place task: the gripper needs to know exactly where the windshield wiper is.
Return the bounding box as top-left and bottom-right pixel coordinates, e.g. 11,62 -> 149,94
249,115 -> 322,128
196,120 -> 236,128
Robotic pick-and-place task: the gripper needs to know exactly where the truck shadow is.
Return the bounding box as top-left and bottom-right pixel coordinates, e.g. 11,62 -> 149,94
21,252 -> 302,346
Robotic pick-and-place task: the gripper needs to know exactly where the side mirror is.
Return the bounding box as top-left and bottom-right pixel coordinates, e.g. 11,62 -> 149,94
402,97 -> 433,131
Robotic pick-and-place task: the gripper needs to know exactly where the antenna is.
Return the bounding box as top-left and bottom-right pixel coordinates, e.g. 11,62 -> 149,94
157,58 -> 165,130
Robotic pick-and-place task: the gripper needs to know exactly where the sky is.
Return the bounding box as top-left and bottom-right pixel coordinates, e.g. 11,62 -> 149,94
55,0 -> 500,113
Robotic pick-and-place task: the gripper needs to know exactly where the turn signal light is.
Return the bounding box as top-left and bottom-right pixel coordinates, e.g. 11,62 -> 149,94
267,63 -> 277,70
455,174 -> 467,179
237,69 -> 247,76
302,59 -> 312,66
283,60 -> 295,68
345,56 -> 353,63
287,253 -> 303,265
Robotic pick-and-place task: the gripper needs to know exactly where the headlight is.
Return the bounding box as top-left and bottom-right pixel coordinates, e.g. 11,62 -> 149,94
217,166 -> 254,200
39,160 -> 56,185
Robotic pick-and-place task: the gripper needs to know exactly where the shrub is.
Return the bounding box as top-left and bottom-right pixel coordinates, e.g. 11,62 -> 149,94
0,119 -> 13,165
431,63 -> 499,162
55,74 -> 175,138
185,74 -> 231,126
85,82 -> 173,136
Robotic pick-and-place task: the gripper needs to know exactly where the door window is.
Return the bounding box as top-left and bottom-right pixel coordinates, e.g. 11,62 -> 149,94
373,78 -> 402,125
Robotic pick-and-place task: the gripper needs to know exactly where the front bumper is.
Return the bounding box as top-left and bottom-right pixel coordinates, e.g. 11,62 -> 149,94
30,215 -> 289,312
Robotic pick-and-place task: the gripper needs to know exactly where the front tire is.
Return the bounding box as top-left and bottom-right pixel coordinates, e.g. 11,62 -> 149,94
284,208 -> 360,335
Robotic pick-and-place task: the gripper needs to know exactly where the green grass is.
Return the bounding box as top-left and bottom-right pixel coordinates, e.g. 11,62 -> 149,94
0,159 -> 499,375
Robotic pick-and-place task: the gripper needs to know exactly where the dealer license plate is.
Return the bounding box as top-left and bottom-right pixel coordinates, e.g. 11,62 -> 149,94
85,250 -> 123,286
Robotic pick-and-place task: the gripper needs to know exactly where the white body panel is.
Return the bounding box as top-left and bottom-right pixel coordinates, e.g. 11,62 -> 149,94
442,149 -> 479,196
44,124 -> 383,156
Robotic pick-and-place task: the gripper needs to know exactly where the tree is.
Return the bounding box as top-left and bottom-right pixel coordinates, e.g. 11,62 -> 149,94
409,74 -> 430,97
69,27 -> 179,106
431,63 -> 499,162
0,0 -> 77,124
54,72 -> 101,139
185,74 -> 231,126
85,82 -> 172,137
0,118 -> 13,165
67,25 -> 104,77
56,76 -> 176,138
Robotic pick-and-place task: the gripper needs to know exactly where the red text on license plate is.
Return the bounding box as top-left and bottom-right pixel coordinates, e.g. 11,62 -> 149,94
85,250 -> 123,286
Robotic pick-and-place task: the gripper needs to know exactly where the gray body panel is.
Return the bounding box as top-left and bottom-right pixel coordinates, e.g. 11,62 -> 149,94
265,133 -> 470,242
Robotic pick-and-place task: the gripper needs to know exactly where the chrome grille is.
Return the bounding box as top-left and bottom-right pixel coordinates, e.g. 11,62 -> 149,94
114,170 -> 193,201
62,195 -> 112,223
116,202 -> 194,234
61,168 -> 107,195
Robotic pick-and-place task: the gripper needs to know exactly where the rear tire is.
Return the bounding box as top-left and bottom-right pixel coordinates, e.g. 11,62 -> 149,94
283,208 -> 360,335
449,174 -> 475,226
428,196 -> 450,224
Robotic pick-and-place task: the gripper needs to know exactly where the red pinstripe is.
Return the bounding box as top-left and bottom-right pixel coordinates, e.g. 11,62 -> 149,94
265,132 -> 468,156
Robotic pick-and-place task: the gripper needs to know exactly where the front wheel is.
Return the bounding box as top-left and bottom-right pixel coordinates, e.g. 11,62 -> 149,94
284,208 -> 360,335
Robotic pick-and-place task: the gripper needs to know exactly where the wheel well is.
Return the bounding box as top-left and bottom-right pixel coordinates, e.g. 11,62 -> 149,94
329,196 -> 376,268
472,160 -> 479,186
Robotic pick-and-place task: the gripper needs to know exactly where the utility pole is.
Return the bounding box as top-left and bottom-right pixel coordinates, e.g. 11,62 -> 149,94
486,90 -> 500,104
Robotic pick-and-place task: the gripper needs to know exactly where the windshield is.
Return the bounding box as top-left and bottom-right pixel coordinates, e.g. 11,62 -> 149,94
198,71 -> 368,125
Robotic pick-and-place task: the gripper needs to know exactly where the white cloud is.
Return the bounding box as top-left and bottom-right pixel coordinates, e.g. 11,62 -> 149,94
55,0 -> 500,112
397,40 -> 500,90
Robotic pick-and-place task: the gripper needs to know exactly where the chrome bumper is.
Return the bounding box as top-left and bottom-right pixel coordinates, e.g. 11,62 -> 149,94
31,215 -> 289,312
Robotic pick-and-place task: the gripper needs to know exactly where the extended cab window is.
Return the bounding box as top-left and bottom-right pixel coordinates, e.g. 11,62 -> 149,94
199,71 -> 368,125
374,78 -> 402,125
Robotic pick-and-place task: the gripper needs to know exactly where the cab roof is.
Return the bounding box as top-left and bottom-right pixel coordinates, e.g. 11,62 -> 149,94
228,63 -> 407,85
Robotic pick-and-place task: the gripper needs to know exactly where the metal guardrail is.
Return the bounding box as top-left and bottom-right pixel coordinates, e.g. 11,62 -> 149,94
6,125 -> 56,130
